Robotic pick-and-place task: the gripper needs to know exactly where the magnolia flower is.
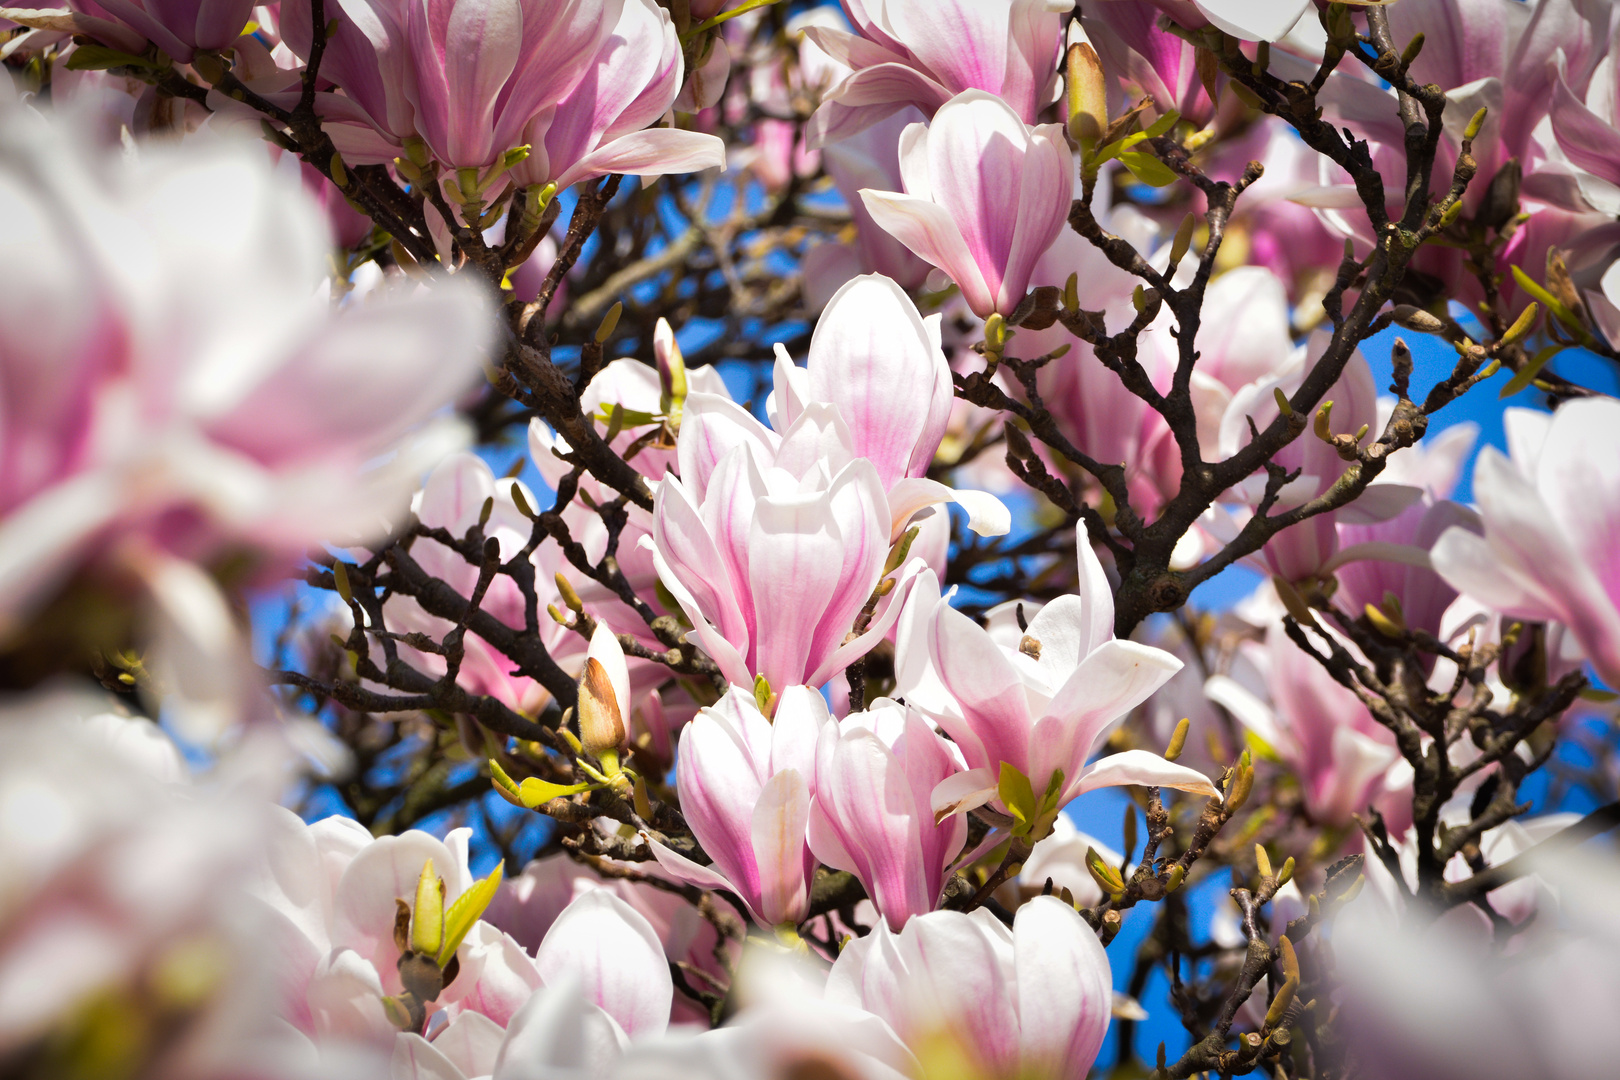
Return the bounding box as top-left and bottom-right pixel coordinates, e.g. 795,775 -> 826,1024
1206,339 -> 1423,584
648,277 -> 1009,692
861,91 -> 1073,319
403,0 -> 624,170
1335,848 -> 1620,1080
805,108 -> 934,307
644,685 -> 829,929
1082,2 -> 1218,123
1138,0 -> 1312,43
807,699 -> 969,931
250,813 -> 519,1044
826,896 -> 1112,1080
897,523 -> 1220,825
803,0 -> 1073,145
62,0 -> 256,61
0,691 -> 348,1078
648,413 -> 904,692
1204,623 -> 1409,830
770,274 -> 1009,537
0,104 -> 493,639
1431,398 -> 1620,689
484,852 -> 734,1026
510,0 -> 725,190
395,975 -> 628,1080
530,890 -> 673,1039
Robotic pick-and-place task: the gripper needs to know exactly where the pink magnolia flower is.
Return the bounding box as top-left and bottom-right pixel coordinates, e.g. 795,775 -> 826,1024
648,415 -> 902,692
1431,398 -> 1620,690
644,685 -> 829,928
251,811 -> 533,1043
1204,623 -> 1409,830
860,90 -> 1073,319
1334,420 -> 1480,639
804,108 -> 934,307
896,524 -> 1220,821
648,276 -> 1010,691
394,976 -> 628,1080
1206,338 -> 1423,584
64,0 -> 255,61
826,896 -> 1112,1080
403,0 -> 624,170
530,889 -> 673,1040
807,698 -> 969,931
509,0 -> 725,190
1082,1 -> 1218,123
0,693 -> 317,1076
484,851 -> 734,1026
0,106 -> 493,637
281,0 -> 419,160
803,0 -> 1072,146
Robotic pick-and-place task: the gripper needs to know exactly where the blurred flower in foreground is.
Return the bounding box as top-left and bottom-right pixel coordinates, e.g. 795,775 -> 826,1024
0,100 -> 493,728
1432,398 -> 1620,689
0,689 -> 357,1079
826,896 -> 1111,1080
1337,848 -> 1620,1080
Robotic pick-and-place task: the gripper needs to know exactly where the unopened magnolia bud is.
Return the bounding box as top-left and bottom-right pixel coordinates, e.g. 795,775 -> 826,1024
1065,41 -> 1108,149
1272,387 -> 1293,418
1278,857 -> 1295,886
1365,602 -> 1404,638
1085,845 -> 1126,897
1226,761 -> 1255,812
510,483 -> 537,521
1165,717 -> 1190,761
1463,106 -> 1488,143
1062,272 -> 1079,314
1501,301 -> 1540,346
1392,305 -> 1444,333
411,859 -> 445,957
1165,864 -> 1186,893
554,572 -> 583,613
577,657 -> 626,756
654,317 -> 687,408
329,151 -> 348,190
1255,844 -> 1273,879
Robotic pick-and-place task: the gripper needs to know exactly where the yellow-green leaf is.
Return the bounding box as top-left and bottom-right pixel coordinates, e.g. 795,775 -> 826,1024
998,762 -> 1038,837
437,862 -> 505,967
1498,343 -> 1564,398
65,44 -> 164,71
516,777 -> 595,808
1116,151 -> 1179,188
1509,265 -> 1590,342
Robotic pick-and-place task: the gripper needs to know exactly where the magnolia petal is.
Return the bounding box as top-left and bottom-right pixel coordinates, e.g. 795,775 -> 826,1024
535,890 -> 673,1039
930,767 -> 998,821
1014,897 -> 1111,1080
1074,750 -> 1220,799
751,768 -> 812,926
860,188 -> 996,317
552,128 -> 726,191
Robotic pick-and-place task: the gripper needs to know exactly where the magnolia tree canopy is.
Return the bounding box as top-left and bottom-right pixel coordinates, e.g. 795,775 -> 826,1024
3,1 -> 1620,1078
